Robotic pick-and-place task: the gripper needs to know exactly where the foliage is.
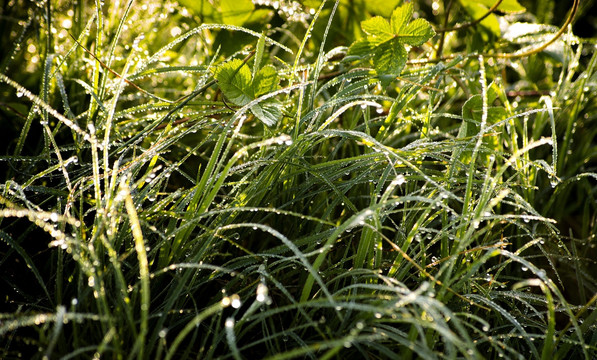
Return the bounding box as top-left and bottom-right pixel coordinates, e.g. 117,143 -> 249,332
0,0 -> 596,359
347,2 -> 435,86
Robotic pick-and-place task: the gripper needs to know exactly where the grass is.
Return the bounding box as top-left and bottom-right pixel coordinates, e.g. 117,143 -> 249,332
1,0 -> 596,359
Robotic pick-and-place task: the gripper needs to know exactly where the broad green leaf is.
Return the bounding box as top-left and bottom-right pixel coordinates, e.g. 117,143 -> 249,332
243,9 -> 272,25
179,0 -> 264,26
373,39 -> 407,77
478,0 -> 526,13
361,16 -> 393,42
403,18 -> 436,46
251,100 -> 282,127
212,59 -> 253,106
346,39 -> 375,59
177,0 -> 219,22
364,0 -> 402,17
457,86 -> 506,164
458,2 -> 501,37
347,3 -> 435,83
253,65 -> 279,97
213,59 -> 281,126
220,0 -> 254,26
459,84 -> 506,140
390,2 -> 414,35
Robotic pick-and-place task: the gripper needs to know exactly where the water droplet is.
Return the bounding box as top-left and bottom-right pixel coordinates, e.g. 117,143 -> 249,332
230,294 -> 241,308
256,283 -> 268,302
393,174 -> 406,186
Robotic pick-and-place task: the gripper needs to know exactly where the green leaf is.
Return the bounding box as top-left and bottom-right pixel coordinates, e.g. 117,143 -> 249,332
253,65 -> 279,98
390,2 -> 414,35
177,0 -> 219,22
373,39 -> 407,77
212,59 -> 253,106
361,16 -> 393,42
349,3 -> 435,83
390,3 -> 435,45
251,100 -> 282,127
477,0 -> 526,13
243,9 -> 272,25
220,0 -> 254,26
178,0 -> 263,26
403,18 -> 436,46
364,0 -> 402,17
213,59 -> 281,126
459,84 -> 506,138
458,1 -> 501,37
346,39 -> 375,59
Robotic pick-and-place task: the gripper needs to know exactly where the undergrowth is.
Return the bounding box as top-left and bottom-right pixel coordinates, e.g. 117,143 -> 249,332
1,0 -> 596,359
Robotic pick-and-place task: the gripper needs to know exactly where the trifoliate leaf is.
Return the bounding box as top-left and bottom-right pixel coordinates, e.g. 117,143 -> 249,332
213,59 -> 253,106
349,2 -> 435,84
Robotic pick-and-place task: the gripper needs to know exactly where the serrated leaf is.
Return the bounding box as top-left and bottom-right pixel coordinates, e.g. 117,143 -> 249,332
361,16 -> 393,43
402,18 -> 436,46
373,39 -> 407,77
251,100 -> 282,127
390,2 -> 414,35
213,59 -> 253,106
348,3 -> 435,83
347,39 -> 375,59
253,65 -> 279,97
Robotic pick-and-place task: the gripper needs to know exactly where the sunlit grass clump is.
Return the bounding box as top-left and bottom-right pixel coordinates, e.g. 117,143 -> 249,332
1,0 -> 596,359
